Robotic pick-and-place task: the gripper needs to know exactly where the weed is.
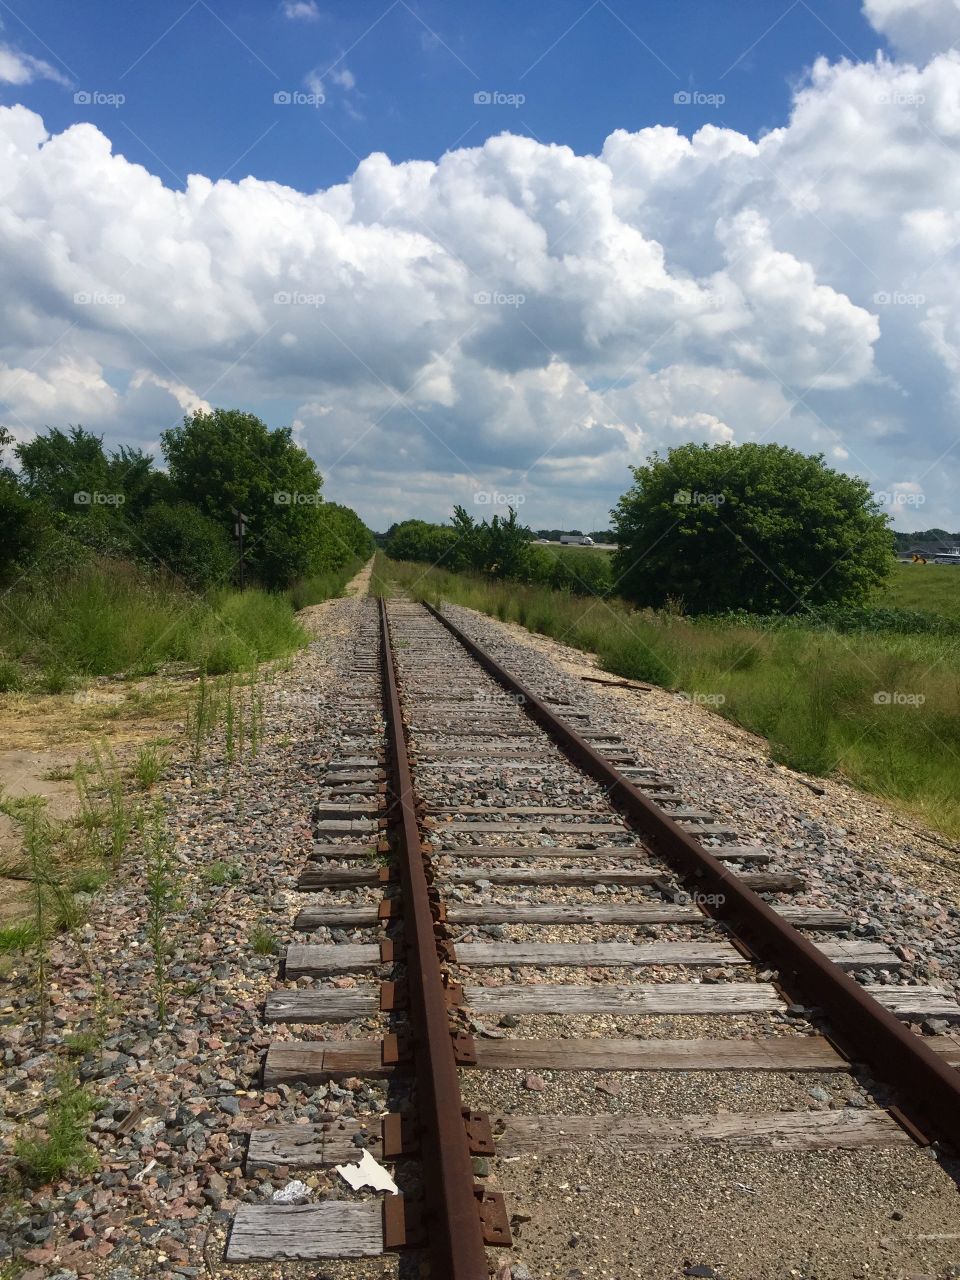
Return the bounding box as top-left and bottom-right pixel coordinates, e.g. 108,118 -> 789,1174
38,664 -> 72,695
0,659 -> 23,691
143,802 -> 177,1021
14,1065 -> 98,1182
63,1030 -> 101,1056
70,867 -> 110,894
133,743 -> 167,789
0,921 -> 37,953
201,860 -> 242,886
93,744 -> 135,866
250,927 -> 279,955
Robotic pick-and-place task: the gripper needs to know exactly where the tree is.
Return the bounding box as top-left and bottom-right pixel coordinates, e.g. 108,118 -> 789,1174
16,427 -> 112,512
14,427 -> 169,520
0,429 -> 42,585
315,502 -> 376,567
385,519 -> 459,565
612,442 -> 893,614
162,409 -> 327,589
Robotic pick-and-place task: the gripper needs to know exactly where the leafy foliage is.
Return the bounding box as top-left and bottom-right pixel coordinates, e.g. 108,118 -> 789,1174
162,408 -> 331,589
139,502 -> 235,590
612,442 -> 893,613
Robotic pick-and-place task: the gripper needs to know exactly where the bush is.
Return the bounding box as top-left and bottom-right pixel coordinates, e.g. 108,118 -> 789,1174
613,442 -> 893,612
139,503 -> 235,591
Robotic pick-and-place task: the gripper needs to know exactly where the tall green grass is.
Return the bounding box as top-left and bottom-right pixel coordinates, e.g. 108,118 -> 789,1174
287,556 -> 365,610
385,556 -> 960,840
0,559 -> 308,680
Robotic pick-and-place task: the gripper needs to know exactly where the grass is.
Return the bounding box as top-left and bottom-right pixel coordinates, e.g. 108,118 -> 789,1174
14,1065 -> 98,1182
133,743 -> 167,789
143,802 -> 177,1021
882,562 -> 960,622
250,926 -> 279,955
384,555 -> 960,841
0,559 -> 308,683
201,859 -> 242,886
287,557 -> 365,610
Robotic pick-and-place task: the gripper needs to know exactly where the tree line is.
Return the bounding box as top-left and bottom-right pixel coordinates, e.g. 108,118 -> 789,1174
0,409 -> 373,593
385,442 -> 895,613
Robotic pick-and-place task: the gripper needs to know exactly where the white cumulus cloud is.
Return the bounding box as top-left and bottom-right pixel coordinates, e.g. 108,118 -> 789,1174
863,0 -> 960,61
1,40 -> 960,529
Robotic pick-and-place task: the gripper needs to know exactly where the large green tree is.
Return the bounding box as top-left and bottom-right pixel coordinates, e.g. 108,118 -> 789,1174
612,442 -> 893,613
161,409 -> 328,589
15,427 -> 168,517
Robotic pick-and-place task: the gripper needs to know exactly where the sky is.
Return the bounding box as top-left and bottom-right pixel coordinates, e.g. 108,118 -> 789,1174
1,0 -> 960,532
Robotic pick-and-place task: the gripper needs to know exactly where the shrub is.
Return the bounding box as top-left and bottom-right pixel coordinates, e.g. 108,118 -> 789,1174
138,502 -> 235,591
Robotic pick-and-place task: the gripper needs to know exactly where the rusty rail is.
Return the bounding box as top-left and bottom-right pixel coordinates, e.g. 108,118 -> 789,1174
379,599 -> 490,1277
426,601 -> 960,1150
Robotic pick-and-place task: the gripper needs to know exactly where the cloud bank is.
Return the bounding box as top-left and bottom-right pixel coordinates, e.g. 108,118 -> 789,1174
1,0 -> 959,529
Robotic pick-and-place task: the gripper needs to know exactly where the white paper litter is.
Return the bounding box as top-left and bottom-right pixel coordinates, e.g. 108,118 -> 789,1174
133,1158 -> 156,1183
334,1148 -> 399,1195
272,1179 -> 311,1204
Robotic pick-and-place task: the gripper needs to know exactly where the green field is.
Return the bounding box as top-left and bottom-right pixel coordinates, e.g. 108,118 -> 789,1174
381,554 -> 960,842
882,562 -> 960,622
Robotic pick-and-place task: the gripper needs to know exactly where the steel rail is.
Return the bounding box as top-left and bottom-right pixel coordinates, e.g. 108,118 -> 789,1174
426,601 -> 960,1149
378,599 -> 490,1278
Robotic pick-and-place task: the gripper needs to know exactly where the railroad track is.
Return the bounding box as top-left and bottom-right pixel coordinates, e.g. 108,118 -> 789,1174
226,596 -> 960,1276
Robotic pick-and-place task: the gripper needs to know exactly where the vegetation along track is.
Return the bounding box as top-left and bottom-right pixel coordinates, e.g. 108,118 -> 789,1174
226,596 -> 960,1277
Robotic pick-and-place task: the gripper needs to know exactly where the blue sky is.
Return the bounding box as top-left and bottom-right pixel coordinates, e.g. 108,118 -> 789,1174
2,0 -> 960,534
14,1 -> 882,191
